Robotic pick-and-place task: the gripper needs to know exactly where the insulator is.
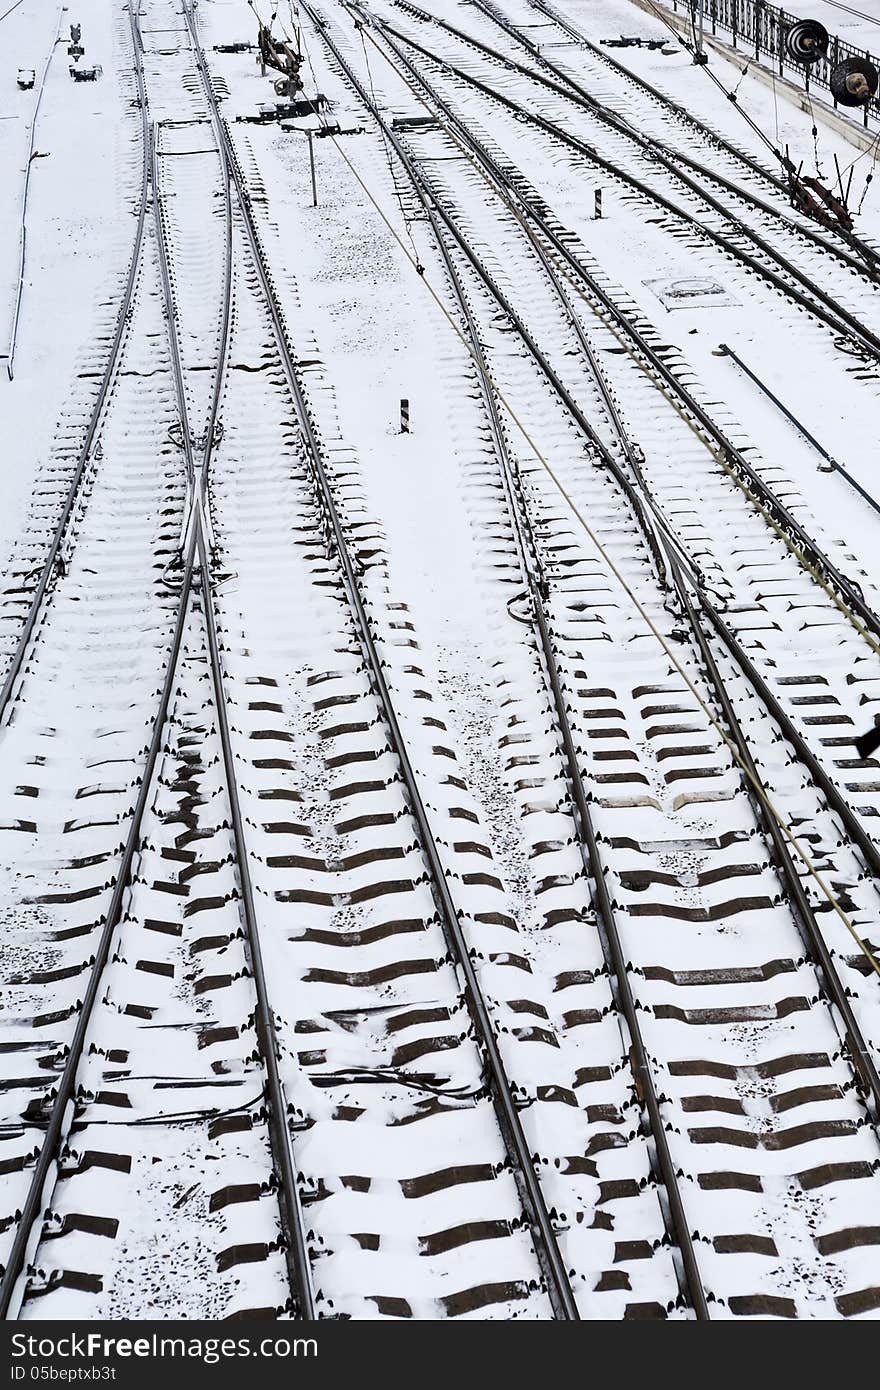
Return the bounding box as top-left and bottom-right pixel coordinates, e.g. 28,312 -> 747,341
785,19 -> 830,64
830,55 -> 879,106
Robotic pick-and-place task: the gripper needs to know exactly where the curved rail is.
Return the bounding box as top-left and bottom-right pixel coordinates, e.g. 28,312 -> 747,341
183,0 -> 580,1322
377,9 -> 880,361
396,0 -> 880,285
356,7 -> 880,966
148,0 -> 315,1315
1,6 -> 312,1320
526,0 -> 880,273
306,0 -> 880,1310
0,8 -> 152,726
355,12 -> 880,655
395,98 -> 713,1319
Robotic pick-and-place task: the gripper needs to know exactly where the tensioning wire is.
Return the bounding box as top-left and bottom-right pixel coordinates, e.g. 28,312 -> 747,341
298,4 -> 880,976
358,10 -> 880,666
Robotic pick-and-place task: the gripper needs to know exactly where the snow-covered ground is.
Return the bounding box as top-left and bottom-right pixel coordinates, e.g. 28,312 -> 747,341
0,0 -> 140,568
2,0 -> 880,1321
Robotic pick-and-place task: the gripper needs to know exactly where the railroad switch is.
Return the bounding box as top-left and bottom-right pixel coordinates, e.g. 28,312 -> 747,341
602,37 -> 668,50
244,96 -> 327,124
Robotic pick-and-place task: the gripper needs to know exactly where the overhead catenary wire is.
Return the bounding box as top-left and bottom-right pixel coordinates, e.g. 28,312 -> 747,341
364,6 -> 880,658
299,2 -> 880,979
592,0 -> 797,172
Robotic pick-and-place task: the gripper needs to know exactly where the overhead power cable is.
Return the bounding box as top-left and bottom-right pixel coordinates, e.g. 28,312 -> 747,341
295,3 -> 880,977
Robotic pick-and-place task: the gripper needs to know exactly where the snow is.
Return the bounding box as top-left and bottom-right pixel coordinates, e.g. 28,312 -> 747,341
1,0 -> 880,1321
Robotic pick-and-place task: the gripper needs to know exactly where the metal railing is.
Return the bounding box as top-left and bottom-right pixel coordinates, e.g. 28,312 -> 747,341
669,0 -> 880,126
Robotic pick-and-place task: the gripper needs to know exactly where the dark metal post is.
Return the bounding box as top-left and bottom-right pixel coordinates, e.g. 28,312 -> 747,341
307,129 -> 317,205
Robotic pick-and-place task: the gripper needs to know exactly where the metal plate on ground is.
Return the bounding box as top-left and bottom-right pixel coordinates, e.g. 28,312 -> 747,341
645,276 -> 737,310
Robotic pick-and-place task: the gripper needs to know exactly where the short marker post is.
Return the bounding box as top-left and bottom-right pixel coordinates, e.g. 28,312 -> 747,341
400,398 -> 410,433
307,130 -> 317,206
594,188 -> 603,219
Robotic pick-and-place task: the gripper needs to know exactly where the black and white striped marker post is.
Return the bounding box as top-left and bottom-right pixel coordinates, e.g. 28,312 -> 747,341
594,188 -> 603,219
400,398 -> 410,433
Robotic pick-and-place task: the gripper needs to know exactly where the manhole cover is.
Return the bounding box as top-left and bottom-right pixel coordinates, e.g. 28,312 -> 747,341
645,276 -> 737,310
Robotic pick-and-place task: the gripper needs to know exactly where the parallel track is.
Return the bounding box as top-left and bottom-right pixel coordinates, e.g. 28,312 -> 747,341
303,0 -> 880,1316
184,0 -> 580,1318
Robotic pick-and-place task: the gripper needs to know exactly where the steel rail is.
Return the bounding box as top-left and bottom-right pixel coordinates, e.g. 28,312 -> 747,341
0,86 -> 215,1322
5,2 -> 65,381
0,7 -> 310,1320
529,0 -> 790,187
354,14 -> 880,652
150,4 -> 315,1317
0,9 -> 184,1314
397,102 -> 712,1317
393,0 -> 879,285
0,525 -> 198,1319
542,253 -> 880,1111
0,6 -> 152,729
359,15 -> 880,926
336,7 -> 880,900
318,0 -> 880,1240
822,0 -> 880,29
526,0 -> 880,272
376,13 -> 880,361
183,0 -> 580,1322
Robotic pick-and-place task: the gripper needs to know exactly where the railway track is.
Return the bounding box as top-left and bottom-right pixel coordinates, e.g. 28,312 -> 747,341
391,0 -> 880,315
340,4 -> 880,796
182,0 -> 587,1320
3,0 -> 880,1321
510,0 -> 880,271
0,21 -> 152,727
366,0 -> 880,394
0,0 -> 649,1321
300,0 -> 880,1316
0,2 -> 311,1320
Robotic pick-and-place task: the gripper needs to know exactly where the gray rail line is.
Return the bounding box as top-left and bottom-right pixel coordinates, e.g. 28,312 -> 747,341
357,10 -> 880,655
0,9 -> 151,727
150,76 -> 315,1316
380,5 -> 880,360
306,0 -> 713,1319
0,111 -> 200,1315
0,4 -> 316,1319
396,0 -> 879,284
359,3 -> 880,937
309,0 -> 880,1315
526,0 -> 880,271
183,0 -> 580,1321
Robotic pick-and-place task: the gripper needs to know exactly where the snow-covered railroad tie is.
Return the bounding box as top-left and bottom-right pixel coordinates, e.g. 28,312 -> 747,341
301,0 -> 880,1317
